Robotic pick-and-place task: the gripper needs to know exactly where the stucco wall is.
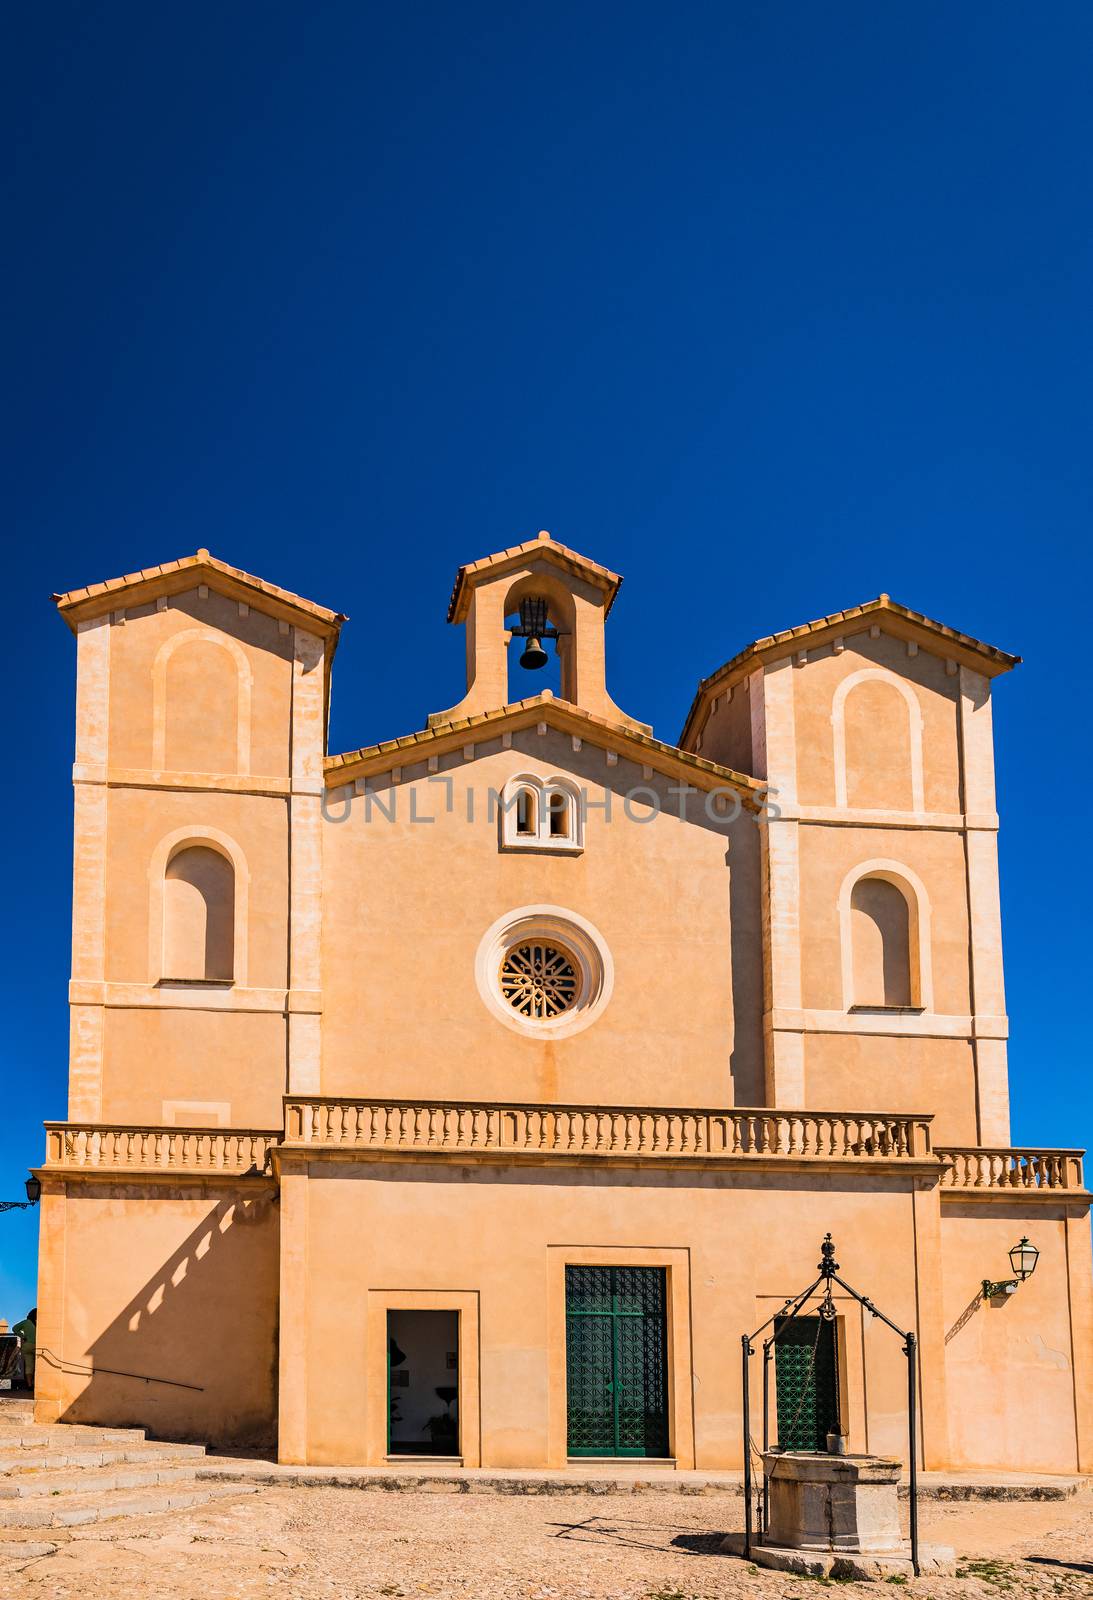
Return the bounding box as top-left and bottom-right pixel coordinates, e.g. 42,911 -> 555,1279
803,1035 -> 978,1145
940,1204 -> 1089,1474
104,591 -> 294,777
790,634 -> 962,814
282,1160 -> 929,1471
320,732 -> 767,1108
35,1181 -> 279,1449
71,588 -> 303,1125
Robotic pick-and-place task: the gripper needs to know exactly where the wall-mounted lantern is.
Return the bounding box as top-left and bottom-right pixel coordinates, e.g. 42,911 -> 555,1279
0,1175 -> 41,1214
982,1236 -> 1039,1300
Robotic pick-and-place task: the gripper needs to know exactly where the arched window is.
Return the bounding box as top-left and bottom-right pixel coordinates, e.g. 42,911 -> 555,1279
545,785 -> 575,843
515,787 -> 538,838
163,845 -> 235,981
850,877 -> 912,1007
499,776 -> 583,852
838,861 -> 932,1013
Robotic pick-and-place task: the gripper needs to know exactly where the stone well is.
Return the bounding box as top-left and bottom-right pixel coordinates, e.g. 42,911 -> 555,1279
720,1451 -> 955,1580
764,1450 -> 902,1552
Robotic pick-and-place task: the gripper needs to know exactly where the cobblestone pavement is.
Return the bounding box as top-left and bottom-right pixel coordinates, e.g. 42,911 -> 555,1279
0,1486 -> 1090,1599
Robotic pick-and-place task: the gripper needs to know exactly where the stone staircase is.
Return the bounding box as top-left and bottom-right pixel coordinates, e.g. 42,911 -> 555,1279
0,1398 -> 258,1538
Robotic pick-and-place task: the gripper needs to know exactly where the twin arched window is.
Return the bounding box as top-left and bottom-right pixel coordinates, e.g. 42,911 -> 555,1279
162,844 -> 236,982
501,776 -> 582,852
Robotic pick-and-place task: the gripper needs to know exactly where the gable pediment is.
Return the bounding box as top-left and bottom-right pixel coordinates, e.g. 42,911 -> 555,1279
53,549 -> 346,643
326,693 -> 763,808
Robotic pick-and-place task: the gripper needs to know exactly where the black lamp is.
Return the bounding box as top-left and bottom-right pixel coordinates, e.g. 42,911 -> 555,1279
1008,1236 -> 1039,1281
0,1175 -> 42,1213
983,1236 -> 1039,1299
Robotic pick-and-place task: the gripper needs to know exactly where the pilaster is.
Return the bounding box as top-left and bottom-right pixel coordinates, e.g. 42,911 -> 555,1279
1065,1209 -> 1093,1473
910,1181 -> 950,1469
756,661 -> 805,1106
69,616 -> 110,1119
32,1178 -> 68,1425
958,667 -> 1010,1144
287,629 -> 325,1095
277,1162 -> 310,1463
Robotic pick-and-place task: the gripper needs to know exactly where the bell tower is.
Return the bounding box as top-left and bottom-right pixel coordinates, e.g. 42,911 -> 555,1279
430,530 -> 648,732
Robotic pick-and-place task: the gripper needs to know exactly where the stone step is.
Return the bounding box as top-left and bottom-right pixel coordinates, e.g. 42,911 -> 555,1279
197,1461 -> 1090,1503
0,1440 -> 205,1473
0,1399 -> 36,1421
0,1424 -> 148,1448
0,1479 -> 258,1530
0,1459 -> 205,1499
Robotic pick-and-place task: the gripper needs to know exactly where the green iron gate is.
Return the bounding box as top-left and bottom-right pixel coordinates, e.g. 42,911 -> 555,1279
565,1266 -> 669,1458
774,1314 -> 839,1451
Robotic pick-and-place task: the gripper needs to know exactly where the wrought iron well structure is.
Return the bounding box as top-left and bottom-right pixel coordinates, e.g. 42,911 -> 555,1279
740,1233 -> 920,1577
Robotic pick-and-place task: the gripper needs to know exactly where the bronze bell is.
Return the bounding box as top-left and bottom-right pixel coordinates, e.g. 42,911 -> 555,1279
519,636 -> 550,670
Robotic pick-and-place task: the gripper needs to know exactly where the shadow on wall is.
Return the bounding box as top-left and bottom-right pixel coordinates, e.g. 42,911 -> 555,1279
44,1190 -> 279,1451
944,1289 -> 984,1345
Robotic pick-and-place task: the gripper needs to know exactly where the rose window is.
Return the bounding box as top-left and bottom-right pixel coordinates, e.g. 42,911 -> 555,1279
498,942 -> 580,1020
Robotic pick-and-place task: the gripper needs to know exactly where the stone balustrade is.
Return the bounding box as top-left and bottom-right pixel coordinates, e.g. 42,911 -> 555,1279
41,1114 -> 1085,1191
43,1123 -> 277,1176
937,1146 -> 1084,1192
282,1099 -> 934,1161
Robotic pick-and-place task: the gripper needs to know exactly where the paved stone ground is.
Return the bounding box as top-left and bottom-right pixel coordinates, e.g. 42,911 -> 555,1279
0,1485 -> 1090,1599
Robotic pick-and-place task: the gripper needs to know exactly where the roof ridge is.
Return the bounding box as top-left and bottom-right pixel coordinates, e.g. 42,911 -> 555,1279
53,550 -> 346,633
324,695 -> 763,803
679,594 -> 1021,751
446,533 -> 623,623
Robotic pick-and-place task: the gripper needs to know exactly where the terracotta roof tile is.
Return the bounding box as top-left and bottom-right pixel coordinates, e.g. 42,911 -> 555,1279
679,594 -> 1020,749
326,693 -> 763,807
53,550 -> 347,636
446,530 -> 623,623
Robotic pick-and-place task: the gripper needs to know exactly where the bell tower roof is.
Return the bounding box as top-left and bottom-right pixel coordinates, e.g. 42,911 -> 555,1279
432,529 -> 644,733
446,530 -> 622,624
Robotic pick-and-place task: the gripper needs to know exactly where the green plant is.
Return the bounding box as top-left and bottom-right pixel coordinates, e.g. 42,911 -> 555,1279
955,1560 -> 1017,1589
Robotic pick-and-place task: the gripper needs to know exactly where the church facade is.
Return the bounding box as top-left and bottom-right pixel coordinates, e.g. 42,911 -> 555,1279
35,533 -> 1091,1476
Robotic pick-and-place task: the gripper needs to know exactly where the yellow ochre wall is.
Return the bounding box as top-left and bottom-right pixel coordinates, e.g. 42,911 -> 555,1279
66,588 -> 316,1129
35,1179 -> 279,1448
42,549 -> 1090,1472
277,1161 -> 1089,1475
319,734 -> 766,1109
696,629 -> 1008,1146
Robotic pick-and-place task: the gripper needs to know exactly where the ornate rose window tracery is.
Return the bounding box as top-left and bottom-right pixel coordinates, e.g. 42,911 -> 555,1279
498,941 -> 580,1020
475,906 -> 614,1040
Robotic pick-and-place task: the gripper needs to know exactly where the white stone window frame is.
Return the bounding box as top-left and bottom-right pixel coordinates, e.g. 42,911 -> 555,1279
499,774 -> 584,855
475,905 -> 613,1040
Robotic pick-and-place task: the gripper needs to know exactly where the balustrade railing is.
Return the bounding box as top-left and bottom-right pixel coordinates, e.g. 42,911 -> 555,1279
43,1123 -> 277,1175
937,1146 -> 1084,1192
42,1115 -> 1084,1191
282,1099 -> 934,1160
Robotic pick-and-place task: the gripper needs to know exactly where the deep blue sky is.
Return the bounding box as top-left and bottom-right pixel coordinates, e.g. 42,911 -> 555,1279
4,3 -> 1091,1314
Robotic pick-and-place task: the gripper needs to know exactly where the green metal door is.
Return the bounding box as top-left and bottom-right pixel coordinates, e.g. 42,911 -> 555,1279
565,1266 -> 669,1458
774,1315 -> 839,1451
